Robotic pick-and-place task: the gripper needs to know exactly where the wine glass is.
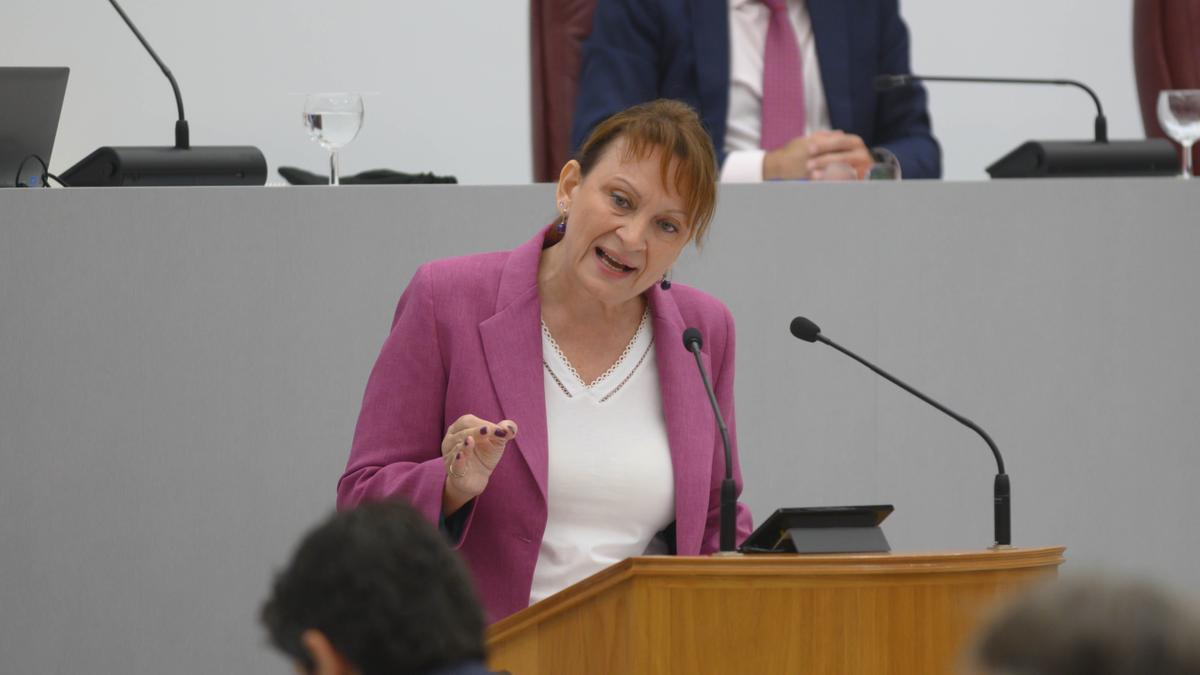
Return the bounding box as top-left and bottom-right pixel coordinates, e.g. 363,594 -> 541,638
302,93 -> 364,185
1157,90 -> 1200,178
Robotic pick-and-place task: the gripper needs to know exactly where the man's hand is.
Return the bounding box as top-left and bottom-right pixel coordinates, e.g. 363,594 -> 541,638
805,130 -> 872,180
762,129 -> 873,181
762,135 -> 816,180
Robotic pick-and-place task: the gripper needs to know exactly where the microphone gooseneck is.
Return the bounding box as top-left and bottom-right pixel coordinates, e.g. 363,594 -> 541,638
789,316 -> 1011,547
682,328 -> 737,553
61,0 -> 268,186
875,73 -> 1107,144
107,0 -> 190,148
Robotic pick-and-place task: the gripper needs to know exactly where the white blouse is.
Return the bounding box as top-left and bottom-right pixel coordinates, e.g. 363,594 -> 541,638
528,311 -> 676,605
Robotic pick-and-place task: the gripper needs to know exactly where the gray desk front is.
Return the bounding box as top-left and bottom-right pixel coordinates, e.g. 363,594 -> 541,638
1,180 -> 1197,674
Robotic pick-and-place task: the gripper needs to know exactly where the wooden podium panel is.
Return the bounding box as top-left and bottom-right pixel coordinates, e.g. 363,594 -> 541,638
487,547 -> 1065,675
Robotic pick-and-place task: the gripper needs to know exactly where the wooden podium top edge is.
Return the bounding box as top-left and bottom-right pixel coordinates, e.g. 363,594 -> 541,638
626,545 -> 1067,575
487,546 -> 1065,641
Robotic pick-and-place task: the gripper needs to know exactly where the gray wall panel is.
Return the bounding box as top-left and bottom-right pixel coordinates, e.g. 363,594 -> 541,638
2,180 -> 1198,673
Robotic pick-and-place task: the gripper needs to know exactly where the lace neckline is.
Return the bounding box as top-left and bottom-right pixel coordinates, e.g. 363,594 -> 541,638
542,308 -> 654,401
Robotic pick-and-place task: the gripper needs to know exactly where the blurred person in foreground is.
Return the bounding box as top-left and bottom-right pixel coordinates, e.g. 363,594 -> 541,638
338,99 -> 753,622
969,575 -> 1200,675
260,502 -> 492,675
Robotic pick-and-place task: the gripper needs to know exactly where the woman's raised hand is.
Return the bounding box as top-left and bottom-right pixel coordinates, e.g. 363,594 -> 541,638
441,414 -> 519,507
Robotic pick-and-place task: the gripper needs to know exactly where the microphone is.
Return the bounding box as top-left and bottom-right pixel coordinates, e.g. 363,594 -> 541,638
682,327 -> 737,553
875,72 -> 1176,178
61,0 -> 266,187
875,73 -> 1107,142
107,0 -> 190,150
788,316 -> 1011,547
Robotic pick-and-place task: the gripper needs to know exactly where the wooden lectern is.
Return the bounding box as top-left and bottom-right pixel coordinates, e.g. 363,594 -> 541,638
487,547 -> 1064,674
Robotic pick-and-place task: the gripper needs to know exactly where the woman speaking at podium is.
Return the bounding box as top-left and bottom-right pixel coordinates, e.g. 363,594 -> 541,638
338,100 -> 752,622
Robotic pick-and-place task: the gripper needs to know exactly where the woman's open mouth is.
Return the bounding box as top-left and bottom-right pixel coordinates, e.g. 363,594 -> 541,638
595,247 -> 636,273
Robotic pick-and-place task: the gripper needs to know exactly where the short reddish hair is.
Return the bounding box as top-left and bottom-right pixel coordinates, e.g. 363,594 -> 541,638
575,99 -> 718,244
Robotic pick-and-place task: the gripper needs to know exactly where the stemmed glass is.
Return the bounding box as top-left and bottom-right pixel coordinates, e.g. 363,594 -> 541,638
1157,90 -> 1200,178
302,93 -> 364,185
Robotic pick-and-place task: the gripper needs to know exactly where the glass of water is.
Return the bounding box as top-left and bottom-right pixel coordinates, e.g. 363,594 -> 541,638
303,93 -> 364,185
866,147 -> 902,180
1157,90 -> 1200,178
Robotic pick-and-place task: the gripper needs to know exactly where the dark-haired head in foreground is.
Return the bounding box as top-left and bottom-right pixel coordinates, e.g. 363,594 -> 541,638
971,575 -> 1200,675
261,501 -> 488,675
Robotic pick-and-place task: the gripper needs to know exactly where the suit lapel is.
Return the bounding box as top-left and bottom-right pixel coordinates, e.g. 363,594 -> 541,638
648,285 -> 714,555
477,232 -> 719,539
808,0 -> 853,132
690,0 -> 731,144
479,231 -> 550,503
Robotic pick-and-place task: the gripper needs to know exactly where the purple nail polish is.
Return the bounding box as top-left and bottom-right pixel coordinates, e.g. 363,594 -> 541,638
479,426 -> 488,435
494,428 -> 508,438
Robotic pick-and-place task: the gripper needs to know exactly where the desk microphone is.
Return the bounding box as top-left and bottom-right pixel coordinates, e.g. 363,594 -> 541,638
789,316 -> 1011,547
61,0 -> 266,186
876,73 -> 1108,142
682,327 -> 737,553
875,73 -> 1176,178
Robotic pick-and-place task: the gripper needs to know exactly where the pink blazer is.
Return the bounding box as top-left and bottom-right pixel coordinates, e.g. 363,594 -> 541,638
337,228 -> 753,622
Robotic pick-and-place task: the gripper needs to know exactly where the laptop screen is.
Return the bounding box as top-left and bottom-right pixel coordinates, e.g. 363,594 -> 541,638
0,67 -> 69,188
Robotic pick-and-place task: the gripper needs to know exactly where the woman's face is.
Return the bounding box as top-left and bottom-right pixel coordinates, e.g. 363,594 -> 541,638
554,138 -> 693,307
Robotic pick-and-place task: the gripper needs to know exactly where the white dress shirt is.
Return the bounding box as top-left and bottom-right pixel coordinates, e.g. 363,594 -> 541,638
722,0 -> 832,182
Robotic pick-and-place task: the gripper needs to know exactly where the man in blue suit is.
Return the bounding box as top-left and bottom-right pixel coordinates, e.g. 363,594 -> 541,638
571,0 -> 941,180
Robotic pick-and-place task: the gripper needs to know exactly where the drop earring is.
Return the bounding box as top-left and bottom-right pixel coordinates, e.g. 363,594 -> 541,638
660,268 -> 672,290
556,200 -> 567,235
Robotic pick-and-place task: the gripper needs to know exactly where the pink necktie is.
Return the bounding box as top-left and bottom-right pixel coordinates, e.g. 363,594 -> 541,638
760,0 -> 806,150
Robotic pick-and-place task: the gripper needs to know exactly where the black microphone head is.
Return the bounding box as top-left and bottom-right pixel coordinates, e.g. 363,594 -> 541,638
874,74 -> 909,91
682,327 -> 703,352
789,316 -> 822,342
